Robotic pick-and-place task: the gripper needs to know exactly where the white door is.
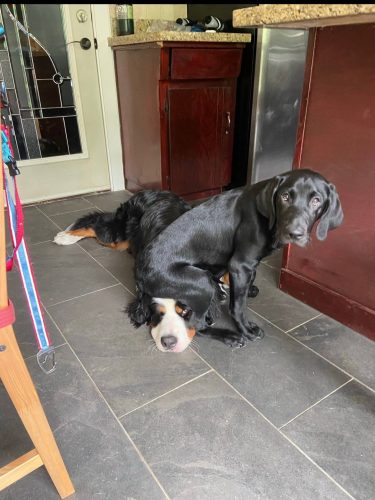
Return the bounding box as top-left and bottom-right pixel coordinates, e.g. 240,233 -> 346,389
0,4 -> 110,203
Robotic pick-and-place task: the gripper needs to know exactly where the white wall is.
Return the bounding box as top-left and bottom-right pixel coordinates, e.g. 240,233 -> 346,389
133,5 -> 187,20
91,4 -> 125,191
91,5 -> 187,191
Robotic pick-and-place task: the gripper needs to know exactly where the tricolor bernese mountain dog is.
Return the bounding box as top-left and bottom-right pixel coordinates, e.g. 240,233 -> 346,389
54,190 -> 231,353
128,169 -> 344,348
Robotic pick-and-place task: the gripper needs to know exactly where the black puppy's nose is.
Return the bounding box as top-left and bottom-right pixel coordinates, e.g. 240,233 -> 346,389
289,229 -> 305,240
161,335 -> 177,350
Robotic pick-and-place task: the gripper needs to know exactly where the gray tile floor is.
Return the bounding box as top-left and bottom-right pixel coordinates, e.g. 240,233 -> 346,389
1,190 -> 374,500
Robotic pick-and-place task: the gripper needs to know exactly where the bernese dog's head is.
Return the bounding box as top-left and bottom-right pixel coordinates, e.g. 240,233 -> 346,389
148,298 -> 196,353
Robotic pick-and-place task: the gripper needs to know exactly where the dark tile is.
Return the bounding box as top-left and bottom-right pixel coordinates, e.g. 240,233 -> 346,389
29,242 -> 117,307
81,244 -> 136,293
290,315 -> 375,390
48,286 -> 209,416
6,270 -> 65,359
6,206 -> 58,246
84,190 -> 131,212
123,372 -> 348,500
195,308 -> 349,427
249,264 -> 319,331
38,197 -> 95,216
263,248 -> 283,269
24,207 -> 61,245
283,381 -> 375,500
49,209 -> 135,292
0,345 -> 164,500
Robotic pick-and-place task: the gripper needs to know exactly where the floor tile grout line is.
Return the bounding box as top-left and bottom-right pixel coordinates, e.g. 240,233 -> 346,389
191,349 -> 356,500
23,342 -> 67,362
42,307 -> 171,500
46,283 -> 121,309
260,260 -> 280,271
77,244 -> 137,297
36,207 -> 130,294
35,205 -> 65,231
284,312 -> 322,333
246,305 -> 375,394
278,378 -> 354,430
29,239 -> 54,247
119,369 -> 213,419
247,304 -> 313,335
38,206 -> 98,218
281,330 -> 375,395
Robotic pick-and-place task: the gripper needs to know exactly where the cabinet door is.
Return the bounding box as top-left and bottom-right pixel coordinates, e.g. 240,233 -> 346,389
166,81 -> 235,196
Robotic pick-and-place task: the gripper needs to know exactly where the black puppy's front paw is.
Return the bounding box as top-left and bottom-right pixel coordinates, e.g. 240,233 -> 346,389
247,285 -> 259,298
223,334 -> 247,348
244,321 -> 265,341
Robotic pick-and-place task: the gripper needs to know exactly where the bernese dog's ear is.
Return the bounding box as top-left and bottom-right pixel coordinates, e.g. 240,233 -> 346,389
126,294 -> 152,328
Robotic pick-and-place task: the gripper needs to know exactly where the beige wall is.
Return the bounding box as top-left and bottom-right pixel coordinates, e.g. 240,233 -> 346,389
133,5 -> 187,20
109,4 -> 187,36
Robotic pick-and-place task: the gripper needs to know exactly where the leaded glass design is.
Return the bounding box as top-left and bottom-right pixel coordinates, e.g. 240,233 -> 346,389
0,4 -> 82,159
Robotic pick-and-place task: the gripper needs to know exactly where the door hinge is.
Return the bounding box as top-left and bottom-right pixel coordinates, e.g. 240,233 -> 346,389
94,38 -> 98,49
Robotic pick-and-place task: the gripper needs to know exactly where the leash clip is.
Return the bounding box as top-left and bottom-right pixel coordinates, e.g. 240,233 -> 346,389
6,159 -> 20,177
37,346 -> 56,374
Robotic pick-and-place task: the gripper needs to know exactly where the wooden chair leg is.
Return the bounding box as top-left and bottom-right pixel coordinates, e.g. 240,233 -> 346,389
0,324 -> 75,498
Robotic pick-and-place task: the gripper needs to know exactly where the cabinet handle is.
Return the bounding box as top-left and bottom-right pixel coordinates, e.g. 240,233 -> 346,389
225,112 -> 231,135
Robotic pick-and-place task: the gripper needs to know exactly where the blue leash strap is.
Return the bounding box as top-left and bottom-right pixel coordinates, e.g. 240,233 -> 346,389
2,129 -> 56,374
4,171 -> 56,374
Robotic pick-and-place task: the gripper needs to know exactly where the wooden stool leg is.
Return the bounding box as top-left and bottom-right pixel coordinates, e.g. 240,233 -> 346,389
0,324 -> 75,498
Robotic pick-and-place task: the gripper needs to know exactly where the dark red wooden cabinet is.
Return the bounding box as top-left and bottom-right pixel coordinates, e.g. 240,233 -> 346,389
112,42 -> 244,200
280,24 -> 375,340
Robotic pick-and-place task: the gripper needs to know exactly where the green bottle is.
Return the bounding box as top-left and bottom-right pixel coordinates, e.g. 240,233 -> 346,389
116,4 -> 134,36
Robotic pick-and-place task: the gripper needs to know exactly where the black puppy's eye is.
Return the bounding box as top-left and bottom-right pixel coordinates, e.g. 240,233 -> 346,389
311,197 -> 321,207
281,193 -> 289,202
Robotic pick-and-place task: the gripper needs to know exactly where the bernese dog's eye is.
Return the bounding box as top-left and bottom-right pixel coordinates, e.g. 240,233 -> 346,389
151,303 -> 165,317
175,302 -> 192,321
281,192 -> 289,202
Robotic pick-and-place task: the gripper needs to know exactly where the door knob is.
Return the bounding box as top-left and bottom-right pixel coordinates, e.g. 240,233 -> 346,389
79,37 -> 91,50
66,37 -> 91,50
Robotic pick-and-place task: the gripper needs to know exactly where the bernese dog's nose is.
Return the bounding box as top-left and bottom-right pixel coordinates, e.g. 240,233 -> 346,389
161,335 -> 177,350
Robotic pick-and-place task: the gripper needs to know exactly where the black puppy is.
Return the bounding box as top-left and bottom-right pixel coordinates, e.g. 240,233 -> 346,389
128,169 -> 343,347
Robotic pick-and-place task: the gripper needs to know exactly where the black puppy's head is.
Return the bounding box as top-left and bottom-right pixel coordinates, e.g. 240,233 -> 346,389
256,169 -> 344,247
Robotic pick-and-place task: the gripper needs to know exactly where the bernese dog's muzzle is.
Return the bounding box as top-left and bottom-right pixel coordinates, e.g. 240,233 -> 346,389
148,298 -> 196,353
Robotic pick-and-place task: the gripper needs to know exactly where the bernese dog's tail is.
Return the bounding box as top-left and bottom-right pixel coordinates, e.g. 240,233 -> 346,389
53,190 -> 191,253
53,194 -> 150,250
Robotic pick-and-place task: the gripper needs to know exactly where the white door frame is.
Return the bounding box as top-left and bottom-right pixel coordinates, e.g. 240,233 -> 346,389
91,4 -> 125,191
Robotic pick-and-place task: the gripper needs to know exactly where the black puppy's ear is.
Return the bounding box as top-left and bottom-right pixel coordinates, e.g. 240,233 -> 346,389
126,294 -> 152,328
256,175 -> 285,229
316,182 -> 344,241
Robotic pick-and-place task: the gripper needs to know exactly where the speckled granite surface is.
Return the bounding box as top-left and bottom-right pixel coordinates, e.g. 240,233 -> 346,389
108,31 -> 252,47
233,4 -> 375,29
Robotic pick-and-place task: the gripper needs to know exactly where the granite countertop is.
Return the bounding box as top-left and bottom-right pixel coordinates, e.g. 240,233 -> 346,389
233,4 -> 375,29
108,31 -> 252,47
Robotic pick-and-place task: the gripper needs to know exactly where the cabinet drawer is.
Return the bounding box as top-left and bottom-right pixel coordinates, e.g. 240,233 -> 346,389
171,48 -> 242,80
